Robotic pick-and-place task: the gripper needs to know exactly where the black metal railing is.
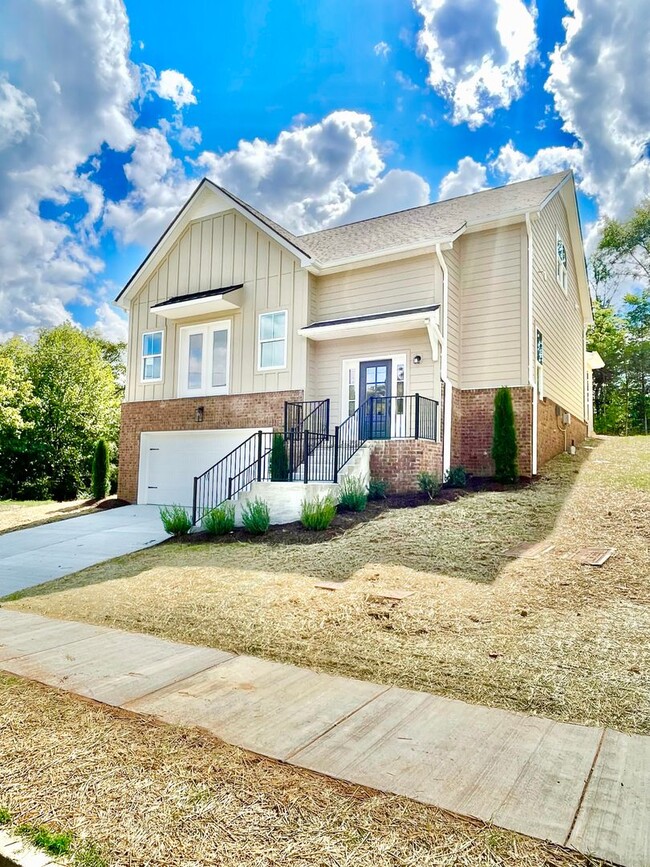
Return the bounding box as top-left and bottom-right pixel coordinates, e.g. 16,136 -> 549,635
192,430 -> 274,523
286,429 -> 336,483
284,399 -> 330,441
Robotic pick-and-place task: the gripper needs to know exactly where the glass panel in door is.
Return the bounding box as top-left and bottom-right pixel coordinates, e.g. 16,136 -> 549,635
187,333 -> 203,390
359,359 -> 391,439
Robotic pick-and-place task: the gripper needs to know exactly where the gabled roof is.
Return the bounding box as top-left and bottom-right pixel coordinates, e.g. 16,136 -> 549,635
296,172 -> 569,262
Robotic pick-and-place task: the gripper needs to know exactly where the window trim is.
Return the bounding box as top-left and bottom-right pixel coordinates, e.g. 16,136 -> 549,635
258,309 -> 288,372
535,328 -> 544,400
141,330 -> 164,384
177,319 -> 232,398
556,230 -> 568,295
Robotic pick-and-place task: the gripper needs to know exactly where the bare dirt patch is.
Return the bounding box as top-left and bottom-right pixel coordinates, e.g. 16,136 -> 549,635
6,436 -> 649,733
0,673 -> 599,867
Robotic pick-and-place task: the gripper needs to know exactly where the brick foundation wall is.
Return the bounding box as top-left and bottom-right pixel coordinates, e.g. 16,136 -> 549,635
118,390 -> 303,502
369,439 -> 443,493
451,387 -> 534,478
537,396 -> 587,469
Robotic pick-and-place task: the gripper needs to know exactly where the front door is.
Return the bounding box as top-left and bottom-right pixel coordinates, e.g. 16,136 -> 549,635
359,359 -> 392,439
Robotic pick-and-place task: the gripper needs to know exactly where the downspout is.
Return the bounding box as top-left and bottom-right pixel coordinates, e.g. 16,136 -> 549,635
435,244 -> 452,477
525,212 -> 538,475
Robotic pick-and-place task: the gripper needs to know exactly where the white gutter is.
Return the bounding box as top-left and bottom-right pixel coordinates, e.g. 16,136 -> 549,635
525,212 -> 538,475
435,243 -> 452,478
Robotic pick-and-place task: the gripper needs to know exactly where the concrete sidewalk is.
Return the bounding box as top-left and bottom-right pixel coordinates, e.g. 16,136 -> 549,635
0,608 -> 647,867
0,506 -> 167,596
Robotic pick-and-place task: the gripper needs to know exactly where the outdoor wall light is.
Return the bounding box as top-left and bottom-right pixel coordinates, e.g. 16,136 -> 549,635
413,355 -> 422,365
195,406 -> 205,423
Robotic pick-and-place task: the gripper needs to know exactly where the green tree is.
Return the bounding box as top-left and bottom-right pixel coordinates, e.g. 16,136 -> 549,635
270,432 -> 289,481
586,301 -> 627,434
91,439 -> 111,500
623,290 -> 650,435
599,201 -> 650,282
0,341 -> 39,495
491,387 -> 518,483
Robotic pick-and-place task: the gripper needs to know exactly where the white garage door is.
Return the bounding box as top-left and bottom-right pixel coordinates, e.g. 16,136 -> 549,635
138,429 -> 269,506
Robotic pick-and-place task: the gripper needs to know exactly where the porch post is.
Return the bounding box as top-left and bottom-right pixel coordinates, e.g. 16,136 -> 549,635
256,430 -> 263,482
333,425 -> 340,483
192,476 -> 198,525
303,429 -> 309,483
414,392 -> 420,439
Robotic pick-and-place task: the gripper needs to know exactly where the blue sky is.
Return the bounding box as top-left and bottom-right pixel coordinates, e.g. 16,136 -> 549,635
0,0 -> 648,340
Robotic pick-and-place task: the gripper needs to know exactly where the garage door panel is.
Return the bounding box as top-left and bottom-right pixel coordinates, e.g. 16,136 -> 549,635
138,429 -> 268,506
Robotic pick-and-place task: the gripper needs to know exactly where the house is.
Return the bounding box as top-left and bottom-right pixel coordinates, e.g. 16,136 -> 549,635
115,170 -> 594,522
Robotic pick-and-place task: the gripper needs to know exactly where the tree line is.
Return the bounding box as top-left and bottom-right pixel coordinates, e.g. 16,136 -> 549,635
587,202 -> 649,436
0,324 -> 124,500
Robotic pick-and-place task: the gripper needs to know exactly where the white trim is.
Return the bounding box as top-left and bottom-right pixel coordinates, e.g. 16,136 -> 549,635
435,244 -> 451,477
177,319 -> 231,398
258,309 -> 288,371
299,307 -> 439,341
307,237 -> 458,275
556,229 -> 568,295
340,353 -> 407,425
150,287 -> 243,320
525,213 -> 538,475
140,329 -> 164,384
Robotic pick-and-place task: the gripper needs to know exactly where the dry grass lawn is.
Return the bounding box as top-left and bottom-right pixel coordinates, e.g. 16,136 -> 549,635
0,498 -> 100,535
6,436 -> 649,733
0,673 -> 602,867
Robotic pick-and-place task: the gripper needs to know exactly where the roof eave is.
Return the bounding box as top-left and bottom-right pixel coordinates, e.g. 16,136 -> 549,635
306,233 -> 462,275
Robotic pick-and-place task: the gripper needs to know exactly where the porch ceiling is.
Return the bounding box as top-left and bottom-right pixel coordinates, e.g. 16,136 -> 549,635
299,305 -> 440,341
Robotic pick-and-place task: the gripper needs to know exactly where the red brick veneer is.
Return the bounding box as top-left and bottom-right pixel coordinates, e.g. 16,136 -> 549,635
369,439 -> 443,493
537,396 -> 587,469
118,390 -> 303,502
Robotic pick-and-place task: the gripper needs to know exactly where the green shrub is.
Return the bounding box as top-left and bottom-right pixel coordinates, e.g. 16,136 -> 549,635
491,386 -> 519,483
417,471 -> 441,499
16,825 -> 73,857
367,477 -> 388,500
0,807 -> 11,825
301,495 -> 337,530
270,432 -> 289,481
241,498 -> 270,534
159,504 -> 192,536
445,465 -> 468,488
91,439 -> 110,500
202,502 -> 235,536
338,475 -> 368,512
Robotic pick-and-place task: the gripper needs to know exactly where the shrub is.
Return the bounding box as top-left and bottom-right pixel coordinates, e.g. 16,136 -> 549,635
16,825 -> 73,857
202,502 -> 235,536
491,386 -> 519,483
241,498 -> 270,534
301,495 -> 337,530
159,504 -> 192,536
367,477 -> 388,500
445,465 -> 468,488
270,432 -> 289,481
338,475 -> 368,512
0,807 -> 11,825
417,471 -> 441,499
91,438 -> 110,500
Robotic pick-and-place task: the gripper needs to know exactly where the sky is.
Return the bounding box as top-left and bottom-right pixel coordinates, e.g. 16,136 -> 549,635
0,0 -> 648,343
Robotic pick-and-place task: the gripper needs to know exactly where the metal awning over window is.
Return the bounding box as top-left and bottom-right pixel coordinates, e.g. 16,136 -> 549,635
298,304 -> 440,341
150,284 -> 243,320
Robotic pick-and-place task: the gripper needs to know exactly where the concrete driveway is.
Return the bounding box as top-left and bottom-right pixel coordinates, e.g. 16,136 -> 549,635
0,505 -> 167,597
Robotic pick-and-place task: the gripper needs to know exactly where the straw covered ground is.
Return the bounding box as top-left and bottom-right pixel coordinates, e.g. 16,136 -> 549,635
0,673 -> 603,867
6,436 -> 649,733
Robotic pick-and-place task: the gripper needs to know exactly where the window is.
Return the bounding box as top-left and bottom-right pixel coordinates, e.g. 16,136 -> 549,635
259,311 -> 287,370
142,331 -> 163,382
178,321 -> 230,397
556,232 -> 568,293
347,367 -> 356,417
536,329 -> 544,399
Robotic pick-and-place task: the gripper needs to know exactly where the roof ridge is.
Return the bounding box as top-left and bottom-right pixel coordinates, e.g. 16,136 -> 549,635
297,170 -> 570,239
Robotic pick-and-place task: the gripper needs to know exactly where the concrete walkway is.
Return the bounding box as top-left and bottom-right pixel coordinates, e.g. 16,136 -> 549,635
0,609 -> 647,867
0,506 -> 167,597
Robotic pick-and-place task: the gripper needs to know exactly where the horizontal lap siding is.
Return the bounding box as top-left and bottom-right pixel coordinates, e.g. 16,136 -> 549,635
532,195 -> 585,419
459,225 -> 526,389
309,331 -> 435,424
313,254 -> 439,321
446,245 -> 461,387
127,211 -> 308,402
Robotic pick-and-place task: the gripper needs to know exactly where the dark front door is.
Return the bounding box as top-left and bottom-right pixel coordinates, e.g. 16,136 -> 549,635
360,359 -> 392,439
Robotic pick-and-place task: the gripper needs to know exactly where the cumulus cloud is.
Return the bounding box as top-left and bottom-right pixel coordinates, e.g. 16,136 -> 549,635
94,301 -> 128,342
155,69 -> 197,109
195,111 -> 430,234
438,156 -> 487,200
0,77 -> 40,150
414,0 -> 538,127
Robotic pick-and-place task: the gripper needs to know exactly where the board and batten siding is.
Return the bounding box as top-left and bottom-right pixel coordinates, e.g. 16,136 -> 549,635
532,194 -> 585,419
126,209 -> 308,402
459,224 -> 527,390
307,331 -> 436,424
312,254 -> 440,321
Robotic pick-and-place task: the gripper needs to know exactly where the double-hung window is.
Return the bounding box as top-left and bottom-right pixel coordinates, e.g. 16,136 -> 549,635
178,321 -> 230,397
258,310 -> 287,370
142,331 -> 163,382
556,232 -> 568,294
536,328 -> 544,399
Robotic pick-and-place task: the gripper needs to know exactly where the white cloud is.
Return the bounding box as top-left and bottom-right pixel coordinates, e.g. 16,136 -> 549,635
155,69 -> 197,109
414,0 -> 538,127
195,111 -> 429,234
0,77 -> 39,150
94,301 -> 128,342
373,41 -> 391,58
438,156 -> 488,200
